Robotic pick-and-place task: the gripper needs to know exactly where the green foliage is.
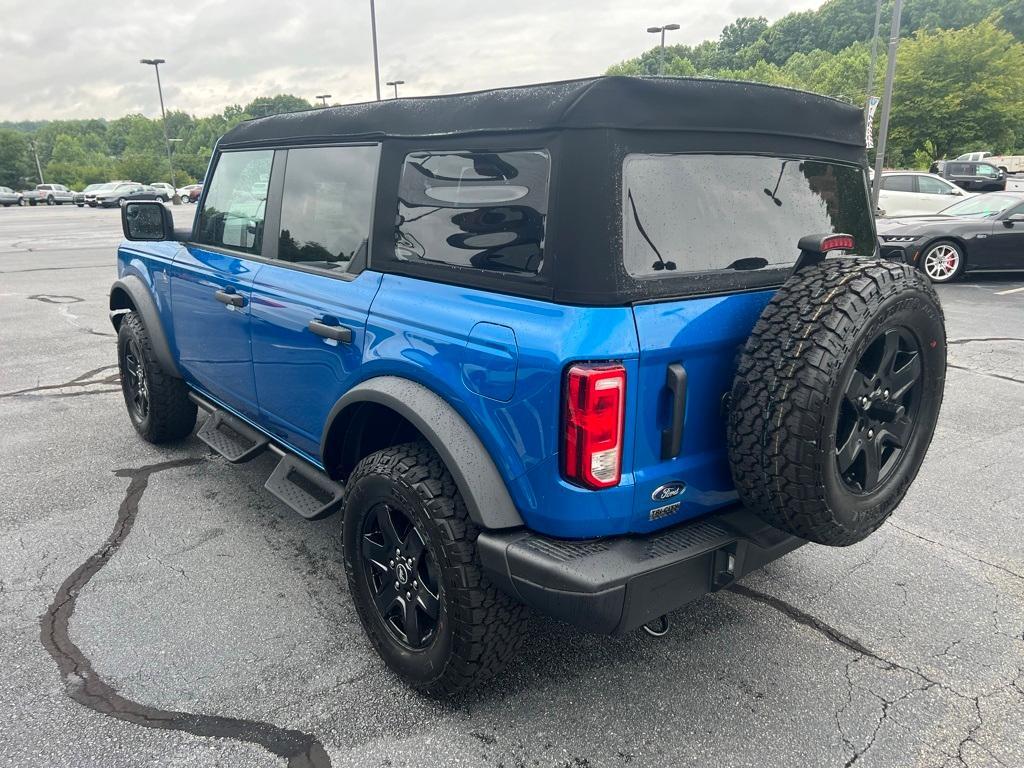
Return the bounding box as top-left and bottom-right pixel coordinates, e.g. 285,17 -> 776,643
0,93 -> 309,190
887,21 -> 1024,163
606,0 -> 1024,167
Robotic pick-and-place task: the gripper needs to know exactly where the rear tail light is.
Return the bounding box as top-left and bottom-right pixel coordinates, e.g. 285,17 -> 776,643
563,363 -> 626,489
820,234 -> 855,252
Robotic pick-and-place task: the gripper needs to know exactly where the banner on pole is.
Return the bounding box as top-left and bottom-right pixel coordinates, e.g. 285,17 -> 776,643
866,96 -> 880,149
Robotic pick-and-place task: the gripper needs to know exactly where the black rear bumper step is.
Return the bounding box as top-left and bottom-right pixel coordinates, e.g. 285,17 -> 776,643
265,453 -> 345,520
477,506 -> 803,635
196,409 -> 269,463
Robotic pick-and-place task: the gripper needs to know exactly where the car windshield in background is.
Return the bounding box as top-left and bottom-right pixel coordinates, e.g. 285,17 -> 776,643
939,193 -> 1017,218
623,154 -> 874,278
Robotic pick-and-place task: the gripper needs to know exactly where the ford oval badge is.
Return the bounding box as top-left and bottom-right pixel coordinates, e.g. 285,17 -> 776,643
651,481 -> 686,501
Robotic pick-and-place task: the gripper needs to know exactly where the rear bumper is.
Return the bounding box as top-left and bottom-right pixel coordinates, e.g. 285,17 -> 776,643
478,506 -> 803,635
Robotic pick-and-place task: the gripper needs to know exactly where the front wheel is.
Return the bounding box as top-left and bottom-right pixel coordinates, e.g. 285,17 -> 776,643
920,240 -> 965,283
117,312 -> 197,443
46,196 -> 55,205
343,442 -> 526,696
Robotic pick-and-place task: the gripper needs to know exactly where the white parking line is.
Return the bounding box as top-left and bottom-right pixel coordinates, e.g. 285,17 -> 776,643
994,286 -> 1024,295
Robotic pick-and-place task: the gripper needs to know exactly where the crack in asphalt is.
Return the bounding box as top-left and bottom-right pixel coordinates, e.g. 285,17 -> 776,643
38,458 -> 332,768
0,364 -> 120,399
0,263 -> 112,273
947,363 -> 1024,387
728,583 -> 1019,767
887,521 -> 1024,584
947,337 -> 1024,346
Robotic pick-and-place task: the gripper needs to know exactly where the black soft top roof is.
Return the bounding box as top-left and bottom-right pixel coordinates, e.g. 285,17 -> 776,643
219,75 -> 865,149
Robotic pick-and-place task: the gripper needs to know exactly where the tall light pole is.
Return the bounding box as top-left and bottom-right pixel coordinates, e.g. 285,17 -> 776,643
316,94 -> 332,107
864,0 -> 883,128
369,0 -> 382,100
140,58 -> 179,204
647,23 -> 680,76
871,0 -> 903,210
29,140 -> 44,184
386,80 -> 404,99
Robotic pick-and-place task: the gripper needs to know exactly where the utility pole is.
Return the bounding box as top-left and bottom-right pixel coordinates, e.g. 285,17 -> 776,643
369,0 -> 382,100
29,140 -> 44,184
140,58 -> 180,204
864,0 -> 883,131
871,0 -> 903,209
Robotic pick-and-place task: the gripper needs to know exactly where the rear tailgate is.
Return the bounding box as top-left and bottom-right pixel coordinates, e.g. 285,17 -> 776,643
630,292 -> 773,532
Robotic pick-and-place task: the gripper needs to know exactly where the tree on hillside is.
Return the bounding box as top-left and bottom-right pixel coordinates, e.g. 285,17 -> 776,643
0,130 -> 34,188
888,21 -> 1024,161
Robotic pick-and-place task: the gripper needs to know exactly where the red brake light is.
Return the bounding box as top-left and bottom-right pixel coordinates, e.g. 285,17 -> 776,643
563,363 -> 626,489
821,234 -> 855,252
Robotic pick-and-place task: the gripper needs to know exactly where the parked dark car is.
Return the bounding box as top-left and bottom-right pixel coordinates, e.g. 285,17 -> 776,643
111,76 -> 946,695
0,186 -> 23,206
96,182 -> 163,208
930,160 -> 1007,192
877,191 -> 1024,282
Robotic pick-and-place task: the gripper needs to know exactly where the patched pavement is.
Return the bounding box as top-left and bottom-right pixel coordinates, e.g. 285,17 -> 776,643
1,205 -> 1022,768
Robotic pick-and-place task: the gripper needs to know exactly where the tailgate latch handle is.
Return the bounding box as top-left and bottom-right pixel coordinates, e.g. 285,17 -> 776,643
660,363 -> 687,460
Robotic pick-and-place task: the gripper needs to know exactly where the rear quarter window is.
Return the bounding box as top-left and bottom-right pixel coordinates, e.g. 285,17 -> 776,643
623,154 -> 874,280
394,149 -> 550,275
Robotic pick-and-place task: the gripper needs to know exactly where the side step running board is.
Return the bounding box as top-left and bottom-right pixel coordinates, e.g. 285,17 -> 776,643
196,410 -> 269,463
189,394 -> 345,521
264,454 -> 345,520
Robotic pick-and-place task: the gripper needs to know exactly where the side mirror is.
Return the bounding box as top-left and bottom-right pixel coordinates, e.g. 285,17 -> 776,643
122,200 -> 173,241
1003,213 -> 1024,226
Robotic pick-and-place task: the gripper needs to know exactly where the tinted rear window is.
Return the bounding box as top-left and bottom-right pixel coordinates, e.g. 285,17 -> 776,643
395,149 -> 550,275
623,154 -> 874,279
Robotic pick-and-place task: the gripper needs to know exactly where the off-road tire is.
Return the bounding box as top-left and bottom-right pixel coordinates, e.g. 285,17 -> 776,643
728,258 -> 946,546
343,442 -> 527,696
116,311 -> 197,443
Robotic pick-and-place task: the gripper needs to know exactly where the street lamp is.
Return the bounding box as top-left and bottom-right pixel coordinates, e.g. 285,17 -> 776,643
139,58 -> 179,204
385,80 -> 405,99
369,0 -> 382,100
646,23 -> 680,76
316,94 -> 332,107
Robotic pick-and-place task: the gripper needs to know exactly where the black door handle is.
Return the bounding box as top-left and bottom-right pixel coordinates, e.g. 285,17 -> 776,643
309,320 -> 353,344
661,363 -> 688,460
214,289 -> 245,307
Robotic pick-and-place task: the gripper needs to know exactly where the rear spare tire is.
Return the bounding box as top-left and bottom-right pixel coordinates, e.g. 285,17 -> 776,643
727,258 -> 946,546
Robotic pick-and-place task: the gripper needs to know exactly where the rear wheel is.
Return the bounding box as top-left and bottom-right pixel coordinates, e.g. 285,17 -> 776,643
343,442 -> 526,696
921,240 -> 965,283
728,258 -> 946,546
117,312 -> 197,443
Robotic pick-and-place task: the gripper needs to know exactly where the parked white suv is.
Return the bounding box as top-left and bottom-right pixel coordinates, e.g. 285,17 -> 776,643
877,172 -> 973,217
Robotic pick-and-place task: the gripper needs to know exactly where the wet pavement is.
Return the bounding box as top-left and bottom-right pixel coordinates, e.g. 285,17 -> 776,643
1,205 -> 1022,768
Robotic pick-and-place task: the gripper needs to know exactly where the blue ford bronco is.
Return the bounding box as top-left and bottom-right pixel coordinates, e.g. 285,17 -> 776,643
111,77 -> 946,695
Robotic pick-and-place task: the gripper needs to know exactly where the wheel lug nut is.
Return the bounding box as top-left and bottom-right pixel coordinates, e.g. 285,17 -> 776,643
413,580 -> 418,588
867,429 -> 874,438
406,592 -> 412,600
389,560 -> 394,567
883,389 -> 890,398
394,581 -> 399,589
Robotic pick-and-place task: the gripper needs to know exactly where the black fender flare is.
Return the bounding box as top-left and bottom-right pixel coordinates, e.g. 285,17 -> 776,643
323,376 -> 525,531
108,275 -> 183,378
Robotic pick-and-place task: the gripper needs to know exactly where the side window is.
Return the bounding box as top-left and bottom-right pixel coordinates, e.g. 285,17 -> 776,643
976,164 -> 999,178
881,175 -> 914,192
948,163 -> 970,176
918,176 -> 955,195
276,145 -> 379,272
395,149 -> 550,275
196,150 -> 273,254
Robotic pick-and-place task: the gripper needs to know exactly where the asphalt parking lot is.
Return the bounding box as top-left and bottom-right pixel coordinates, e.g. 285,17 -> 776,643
1,205 -> 1022,768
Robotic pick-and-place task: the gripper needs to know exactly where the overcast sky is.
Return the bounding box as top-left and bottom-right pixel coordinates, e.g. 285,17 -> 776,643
0,0 -> 822,121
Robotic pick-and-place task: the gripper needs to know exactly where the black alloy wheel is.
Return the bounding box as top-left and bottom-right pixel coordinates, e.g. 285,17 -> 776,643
121,338 -> 150,421
834,327 -> 922,494
359,501 -> 441,650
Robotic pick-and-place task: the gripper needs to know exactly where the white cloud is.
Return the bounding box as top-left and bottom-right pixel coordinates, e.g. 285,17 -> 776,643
0,0 -> 822,120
